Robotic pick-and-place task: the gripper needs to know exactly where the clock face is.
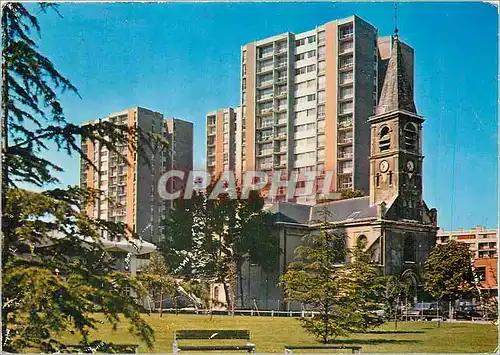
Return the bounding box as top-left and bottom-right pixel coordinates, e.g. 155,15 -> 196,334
379,160 -> 389,173
407,160 -> 415,172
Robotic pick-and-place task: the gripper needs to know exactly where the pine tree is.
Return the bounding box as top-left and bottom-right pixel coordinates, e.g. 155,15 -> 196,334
280,208 -> 384,343
1,4 -> 164,351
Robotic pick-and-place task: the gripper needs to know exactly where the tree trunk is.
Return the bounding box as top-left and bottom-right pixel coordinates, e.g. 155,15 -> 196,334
237,261 -> 244,308
159,291 -> 163,318
222,281 -> 233,315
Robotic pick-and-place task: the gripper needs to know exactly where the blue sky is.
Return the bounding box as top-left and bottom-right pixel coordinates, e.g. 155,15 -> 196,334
30,2 -> 498,230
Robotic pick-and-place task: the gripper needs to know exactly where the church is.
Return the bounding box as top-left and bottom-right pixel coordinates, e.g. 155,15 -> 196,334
236,35 -> 439,311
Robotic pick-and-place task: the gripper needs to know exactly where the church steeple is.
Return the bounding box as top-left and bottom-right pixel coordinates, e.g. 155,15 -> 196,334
376,37 -> 416,115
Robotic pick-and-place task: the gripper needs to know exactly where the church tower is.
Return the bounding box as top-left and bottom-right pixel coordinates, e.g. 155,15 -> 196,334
369,35 -> 424,222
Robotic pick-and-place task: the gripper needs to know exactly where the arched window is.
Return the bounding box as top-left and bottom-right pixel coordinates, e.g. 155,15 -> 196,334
404,123 -> 417,151
214,286 -> 220,300
403,234 -> 416,262
357,235 -> 368,249
379,126 -> 391,152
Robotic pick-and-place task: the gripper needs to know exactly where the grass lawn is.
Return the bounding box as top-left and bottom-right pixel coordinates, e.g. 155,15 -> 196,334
60,314 -> 498,353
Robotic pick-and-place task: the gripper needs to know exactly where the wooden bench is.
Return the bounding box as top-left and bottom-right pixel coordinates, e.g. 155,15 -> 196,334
173,330 -> 255,354
284,344 -> 362,354
60,343 -> 139,353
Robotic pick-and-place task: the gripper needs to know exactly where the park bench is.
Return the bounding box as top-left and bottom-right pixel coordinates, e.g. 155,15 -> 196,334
60,343 -> 139,353
284,344 -> 362,354
173,330 -> 255,354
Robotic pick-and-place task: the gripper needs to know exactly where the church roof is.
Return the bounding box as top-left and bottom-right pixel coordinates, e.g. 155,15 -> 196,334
268,196 -> 378,225
376,37 -> 417,115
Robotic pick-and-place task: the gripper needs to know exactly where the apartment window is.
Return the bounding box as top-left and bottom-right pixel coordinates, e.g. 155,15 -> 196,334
307,35 -> 316,44
317,104 -> 326,118
340,25 -> 353,38
277,112 -> 287,122
318,45 -> 326,59
340,70 -> 353,84
317,134 -> 325,147
318,60 -> 326,73
317,90 -> 326,103
223,122 -> 229,132
258,73 -> 273,85
294,94 -> 315,106
223,143 -> 228,152
295,67 -> 306,75
294,123 -> 315,133
307,64 -> 316,73
307,94 -> 316,102
223,133 -> 229,142
259,45 -> 273,58
318,75 -> 326,90
295,151 -> 315,162
259,87 -> 273,99
242,64 -> 247,76
340,40 -> 354,53
317,119 -> 325,132
277,85 -> 287,94
242,78 -> 247,91
340,55 -> 354,69
259,101 -> 273,111
475,267 -> 486,281
317,149 -> 325,161
242,50 -> 246,63
318,31 -> 326,44
340,101 -> 353,114
294,137 -> 315,147
296,38 -> 306,47
340,86 -> 353,99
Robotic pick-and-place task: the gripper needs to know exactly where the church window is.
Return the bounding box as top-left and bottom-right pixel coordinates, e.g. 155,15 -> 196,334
388,171 -> 393,185
379,126 -> 390,152
214,286 -> 220,300
376,173 -> 380,187
404,123 -> 417,151
403,234 -> 416,262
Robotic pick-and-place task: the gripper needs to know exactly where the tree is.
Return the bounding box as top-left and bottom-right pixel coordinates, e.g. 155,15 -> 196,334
137,252 -> 176,317
280,209 -> 383,343
423,240 -> 476,320
317,189 -> 364,204
380,276 -> 403,329
2,4 -> 163,352
159,183 -> 280,312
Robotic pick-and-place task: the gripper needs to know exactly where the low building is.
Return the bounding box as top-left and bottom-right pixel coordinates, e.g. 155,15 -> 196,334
437,226 -> 498,295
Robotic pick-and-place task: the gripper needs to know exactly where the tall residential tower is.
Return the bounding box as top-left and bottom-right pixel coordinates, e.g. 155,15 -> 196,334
80,107 -> 193,244
237,15 -> 414,200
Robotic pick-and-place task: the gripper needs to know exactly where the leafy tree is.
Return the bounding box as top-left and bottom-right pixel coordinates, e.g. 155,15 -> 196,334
137,252 -> 176,317
159,182 -> 279,312
1,4 -> 163,352
423,240 -> 476,320
280,209 -> 383,343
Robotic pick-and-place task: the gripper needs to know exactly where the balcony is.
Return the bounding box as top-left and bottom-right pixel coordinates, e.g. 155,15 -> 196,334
257,122 -> 273,130
338,152 -> 353,160
257,93 -> 274,102
276,46 -> 287,54
258,65 -> 274,74
276,91 -> 287,99
256,150 -> 273,158
339,63 -> 354,71
258,107 -> 274,115
258,81 -> 274,89
276,105 -> 288,112
276,77 -> 287,84
338,122 -> 353,129
274,163 -> 287,169
338,168 -> 353,174
275,119 -> 287,126
274,150 -> 286,155
257,136 -> 273,143
258,51 -> 274,60
338,137 -> 353,145
259,164 -> 273,171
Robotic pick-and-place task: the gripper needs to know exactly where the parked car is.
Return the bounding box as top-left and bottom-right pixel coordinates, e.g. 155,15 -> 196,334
410,302 -> 447,321
454,306 -> 482,320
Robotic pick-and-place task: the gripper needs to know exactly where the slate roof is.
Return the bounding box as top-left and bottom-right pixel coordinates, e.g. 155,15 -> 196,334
267,196 -> 378,226
376,37 -> 417,115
